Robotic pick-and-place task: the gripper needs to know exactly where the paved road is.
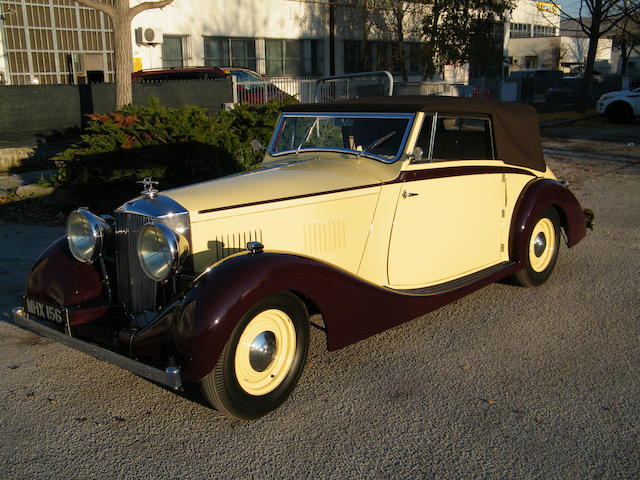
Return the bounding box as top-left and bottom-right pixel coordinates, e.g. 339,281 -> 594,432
1,139 -> 639,479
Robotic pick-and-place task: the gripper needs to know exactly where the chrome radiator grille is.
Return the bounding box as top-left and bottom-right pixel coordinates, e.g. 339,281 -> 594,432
115,212 -> 157,314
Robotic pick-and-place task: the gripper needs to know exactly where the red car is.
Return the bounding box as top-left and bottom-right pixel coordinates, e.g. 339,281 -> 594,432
220,67 -> 292,103
131,67 -> 227,82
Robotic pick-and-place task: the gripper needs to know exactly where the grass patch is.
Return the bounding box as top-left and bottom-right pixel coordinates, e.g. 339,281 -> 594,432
539,109 -> 597,123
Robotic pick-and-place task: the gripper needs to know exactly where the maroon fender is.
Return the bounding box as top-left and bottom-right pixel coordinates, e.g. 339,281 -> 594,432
25,237 -> 109,326
509,179 -> 587,262
173,252 -> 521,382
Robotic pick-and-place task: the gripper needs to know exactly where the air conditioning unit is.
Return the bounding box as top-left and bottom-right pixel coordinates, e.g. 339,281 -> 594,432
135,27 -> 163,44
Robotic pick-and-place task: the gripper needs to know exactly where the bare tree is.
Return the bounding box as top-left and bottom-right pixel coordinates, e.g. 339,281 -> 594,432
370,1 -> 425,80
612,1 -> 640,77
337,1 -> 425,79
75,0 -> 175,109
422,0 -> 513,80
549,0 -> 640,111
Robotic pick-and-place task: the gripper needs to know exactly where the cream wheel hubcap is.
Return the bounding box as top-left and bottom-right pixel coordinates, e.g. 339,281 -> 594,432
234,309 -> 296,396
529,218 -> 555,272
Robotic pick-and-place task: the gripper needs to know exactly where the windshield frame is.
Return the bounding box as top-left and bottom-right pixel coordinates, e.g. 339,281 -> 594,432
268,112 -> 416,164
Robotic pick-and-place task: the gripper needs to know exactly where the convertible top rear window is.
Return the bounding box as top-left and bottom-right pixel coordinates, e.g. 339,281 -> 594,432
269,113 -> 414,162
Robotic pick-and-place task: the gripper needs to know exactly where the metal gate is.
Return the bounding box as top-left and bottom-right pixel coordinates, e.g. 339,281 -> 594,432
314,71 -> 394,102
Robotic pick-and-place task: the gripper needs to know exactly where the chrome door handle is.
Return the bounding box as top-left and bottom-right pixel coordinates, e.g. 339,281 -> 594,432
402,191 -> 418,198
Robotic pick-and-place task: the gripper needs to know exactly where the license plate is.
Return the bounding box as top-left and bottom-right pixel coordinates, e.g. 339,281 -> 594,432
24,297 -> 68,324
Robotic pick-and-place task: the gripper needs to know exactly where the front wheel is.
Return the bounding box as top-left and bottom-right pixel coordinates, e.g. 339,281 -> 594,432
512,207 -> 561,287
606,102 -> 634,124
199,292 -> 309,420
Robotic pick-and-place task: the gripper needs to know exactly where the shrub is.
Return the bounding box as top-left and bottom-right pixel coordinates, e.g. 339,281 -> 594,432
53,97 -> 295,210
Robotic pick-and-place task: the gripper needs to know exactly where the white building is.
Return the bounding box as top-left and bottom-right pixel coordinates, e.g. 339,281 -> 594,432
131,0 -> 329,76
0,0 -> 616,86
505,1 -> 613,74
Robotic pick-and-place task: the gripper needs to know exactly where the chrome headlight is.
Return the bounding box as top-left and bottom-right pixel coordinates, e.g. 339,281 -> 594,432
67,209 -> 111,263
137,222 -> 189,282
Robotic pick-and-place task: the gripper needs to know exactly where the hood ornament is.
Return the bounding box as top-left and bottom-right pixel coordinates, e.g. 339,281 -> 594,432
138,177 -> 159,199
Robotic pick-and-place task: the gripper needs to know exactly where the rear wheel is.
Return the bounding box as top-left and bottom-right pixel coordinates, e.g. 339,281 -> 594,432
606,101 -> 634,124
512,207 -> 561,287
199,292 -> 309,420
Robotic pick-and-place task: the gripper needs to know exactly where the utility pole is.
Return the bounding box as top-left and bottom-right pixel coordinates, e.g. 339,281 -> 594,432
329,0 -> 335,75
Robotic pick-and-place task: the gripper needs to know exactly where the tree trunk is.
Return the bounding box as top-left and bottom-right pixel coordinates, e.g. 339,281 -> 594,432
423,1 -> 441,79
620,38 -> 629,77
74,0 -> 174,111
359,0 -> 369,71
576,2 -> 602,113
112,15 -> 133,109
394,2 -> 407,81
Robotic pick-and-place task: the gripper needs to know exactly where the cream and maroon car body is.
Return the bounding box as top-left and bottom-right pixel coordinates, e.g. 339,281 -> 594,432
13,96 -> 592,419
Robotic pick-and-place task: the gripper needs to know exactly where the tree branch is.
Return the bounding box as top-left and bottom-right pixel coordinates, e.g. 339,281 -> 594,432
74,0 -> 116,17
129,0 -> 175,18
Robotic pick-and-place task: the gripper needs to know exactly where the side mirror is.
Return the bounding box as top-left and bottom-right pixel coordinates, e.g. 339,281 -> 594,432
250,139 -> 267,152
408,146 -> 424,162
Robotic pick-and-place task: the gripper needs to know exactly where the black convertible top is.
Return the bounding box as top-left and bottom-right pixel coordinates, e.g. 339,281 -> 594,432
283,96 -> 546,172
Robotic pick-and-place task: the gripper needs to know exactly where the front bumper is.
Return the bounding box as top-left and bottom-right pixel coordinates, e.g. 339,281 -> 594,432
12,307 -> 182,390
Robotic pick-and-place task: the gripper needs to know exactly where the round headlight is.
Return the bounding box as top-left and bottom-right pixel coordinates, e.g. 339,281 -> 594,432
138,222 -> 189,282
67,209 -> 111,263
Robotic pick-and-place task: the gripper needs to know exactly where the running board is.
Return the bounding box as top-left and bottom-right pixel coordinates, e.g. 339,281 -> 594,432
390,261 -> 517,296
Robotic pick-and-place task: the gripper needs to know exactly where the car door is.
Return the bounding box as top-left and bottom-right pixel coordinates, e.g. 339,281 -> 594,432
387,114 -> 505,288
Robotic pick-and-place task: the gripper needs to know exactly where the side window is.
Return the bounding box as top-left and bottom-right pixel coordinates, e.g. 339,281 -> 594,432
432,116 -> 494,161
412,114 -> 433,162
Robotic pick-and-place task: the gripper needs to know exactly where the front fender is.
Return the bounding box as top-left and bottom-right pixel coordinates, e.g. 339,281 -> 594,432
173,250 -> 520,382
25,237 -> 109,325
509,179 -> 587,263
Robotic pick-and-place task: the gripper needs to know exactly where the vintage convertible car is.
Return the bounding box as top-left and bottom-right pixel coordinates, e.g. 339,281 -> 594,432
13,96 -> 593,420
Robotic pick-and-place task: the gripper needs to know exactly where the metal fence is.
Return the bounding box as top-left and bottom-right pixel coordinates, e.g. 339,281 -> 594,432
233,71 -> 396,104
233,76 -> 318,104
232,72 -> 483,106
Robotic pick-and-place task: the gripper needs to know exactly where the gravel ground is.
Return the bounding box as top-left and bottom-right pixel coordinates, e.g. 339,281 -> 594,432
1,137 -> 639,479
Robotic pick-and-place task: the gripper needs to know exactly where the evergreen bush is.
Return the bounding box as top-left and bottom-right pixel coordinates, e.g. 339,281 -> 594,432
53,97 -> 295,210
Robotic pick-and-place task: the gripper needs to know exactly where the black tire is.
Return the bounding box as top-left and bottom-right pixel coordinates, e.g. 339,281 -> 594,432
512,207 -> 561,288
199,292 -> 309,420
606,101 -> 634,124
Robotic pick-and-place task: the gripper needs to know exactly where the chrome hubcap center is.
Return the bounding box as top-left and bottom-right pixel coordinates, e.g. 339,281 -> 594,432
249,331 -> 277,372
533,232 -> 546,257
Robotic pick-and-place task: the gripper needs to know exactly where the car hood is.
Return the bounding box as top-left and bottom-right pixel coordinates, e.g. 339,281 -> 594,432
163,155 -> 397,220
600,89 -> 634,99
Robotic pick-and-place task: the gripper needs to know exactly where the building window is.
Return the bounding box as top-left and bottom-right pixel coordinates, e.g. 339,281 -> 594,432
533,25 -> 557,37
203,37 -> 257,70
265,39 -> 322,76
525,55 -> 538,69
510,23 -> 531,38
1,2 -> 113,85
343,41 -> 362,73
343,40 -> 411,74
308,40 -> 324,76
266,39 -> 301,76
162,35 -> 188,68
407,43 -> 425,74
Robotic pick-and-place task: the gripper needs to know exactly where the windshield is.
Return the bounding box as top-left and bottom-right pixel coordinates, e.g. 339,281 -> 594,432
269,113 -> 414,162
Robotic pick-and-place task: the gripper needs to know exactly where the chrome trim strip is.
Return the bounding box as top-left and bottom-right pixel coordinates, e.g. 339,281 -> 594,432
12,307 -> 182,390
